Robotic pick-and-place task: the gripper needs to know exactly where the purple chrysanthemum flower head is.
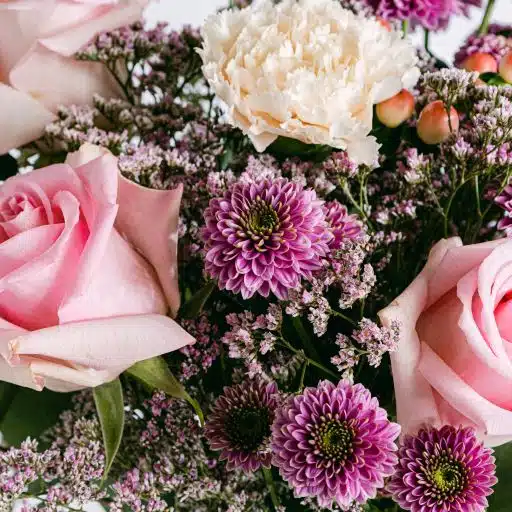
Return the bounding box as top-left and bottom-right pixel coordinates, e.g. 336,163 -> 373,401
201,179 -> 332,300
389,425 -> 497,512
205,378 -> 280,472
324,201 -> 364,250
495,184 -> 512,233
363,0 -> 480,31
271,380 -> 400,510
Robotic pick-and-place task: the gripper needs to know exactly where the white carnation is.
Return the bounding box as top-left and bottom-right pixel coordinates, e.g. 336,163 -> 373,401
199,0 -> 420,165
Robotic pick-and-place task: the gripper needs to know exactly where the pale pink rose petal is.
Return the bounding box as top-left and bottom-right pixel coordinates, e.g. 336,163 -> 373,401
116,177 -> 183,317
476,241 -> 512,358
73,149 -> 119,206
64,142 -> 110,168
0,191 -> 87,330
495,301 -> 512,353
419,342 -> 512,446
0,83 -> 54,153
458,264 -> 512,379
420,278 -> 512,411
0,357 -> 44,390
7,314 -> 194,390
0,164 -> 86,216
379,238 -> 463,435
0,224 -> 63,278
10,44 -> 121,113
59,229 -> 167,322
426,239 -> 505,307
29,360 -> 121,393
0,317 -> 43,390
39,0 -> 148,57
0,203 -> 47,237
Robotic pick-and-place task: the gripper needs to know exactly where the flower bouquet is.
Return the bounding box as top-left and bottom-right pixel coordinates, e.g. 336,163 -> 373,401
1,0 -> 512,511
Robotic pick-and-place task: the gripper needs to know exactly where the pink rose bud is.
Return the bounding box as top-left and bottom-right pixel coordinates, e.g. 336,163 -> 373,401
417,100 -> 459,145
499,51 -> 512,83
462,52 -> 498,74
376,89 -> 415,128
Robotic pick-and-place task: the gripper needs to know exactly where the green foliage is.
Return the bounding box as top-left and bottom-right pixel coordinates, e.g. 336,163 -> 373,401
126,356 -> 204,425
267,136 -> 333,162
480,72 -> 509,86
93,378 -> 125,479
487,442 -> 512,511
0,153 -> 18,180
180,280 -> 216,319
0,385 -> 71,446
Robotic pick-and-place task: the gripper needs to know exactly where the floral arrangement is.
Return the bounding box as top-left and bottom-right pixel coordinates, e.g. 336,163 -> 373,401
1,0 -> 512,511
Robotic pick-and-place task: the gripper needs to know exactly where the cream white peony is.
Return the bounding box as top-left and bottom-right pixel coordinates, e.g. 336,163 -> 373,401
199,0 -> 420,165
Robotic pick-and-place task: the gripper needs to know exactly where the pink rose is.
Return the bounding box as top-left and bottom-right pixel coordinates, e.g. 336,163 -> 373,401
0,0 -> 147,153
0,144 -> 193,392
379,237 -> 512,447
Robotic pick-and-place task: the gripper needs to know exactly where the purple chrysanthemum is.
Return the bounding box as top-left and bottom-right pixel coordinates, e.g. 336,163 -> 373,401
271,380 -> 400,509
389,426 -> 497,512
324,201 -> 364,250
201,179 -> 332,300
364,0 -> 480,31
205,378 -> 280,472
496,184 -> 512,233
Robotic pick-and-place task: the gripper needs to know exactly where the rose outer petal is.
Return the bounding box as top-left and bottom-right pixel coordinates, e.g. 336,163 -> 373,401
0,314 -> 194,392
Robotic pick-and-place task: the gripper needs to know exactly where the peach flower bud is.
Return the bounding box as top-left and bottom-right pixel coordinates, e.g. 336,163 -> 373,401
417,100 -> 459,145
376,89 -> 415,128
377,17 -> 392,31
462,52 -> 498,74
499,51 -> 512,83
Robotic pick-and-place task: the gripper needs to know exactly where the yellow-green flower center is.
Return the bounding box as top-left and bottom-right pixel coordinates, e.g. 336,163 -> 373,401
424,451 -> 468,499
243,198 -> 279,235
313,420 -> 355,464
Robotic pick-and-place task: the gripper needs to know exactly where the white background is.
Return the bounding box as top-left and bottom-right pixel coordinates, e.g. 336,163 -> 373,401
145,0 -> 512,63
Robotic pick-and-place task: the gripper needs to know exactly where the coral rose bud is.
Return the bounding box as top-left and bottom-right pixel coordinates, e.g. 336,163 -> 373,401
376,89 -> 415,128
417,100 -> 459,145
462,52 -> 498,74
499,51 -> 512,83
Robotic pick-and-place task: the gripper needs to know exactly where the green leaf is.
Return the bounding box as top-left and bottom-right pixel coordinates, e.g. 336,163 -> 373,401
126,356 -> 204,426
180,281 -> 216,319
0,387 -> 71,446
93,378 -> 125,479
0,382 -> 18,422
0,154 -> 18,180
267,136 -> 333,162
487,442 -> 512,511
479,72 -> 509,86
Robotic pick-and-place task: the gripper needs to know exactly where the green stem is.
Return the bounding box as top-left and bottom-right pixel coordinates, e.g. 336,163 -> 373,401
291,316 -> 321,362
277,339 -> 339,381
424,29 -> 431,54
298,361 -> 308,391
402,20 -> 409,36
306,358 -> 339,380
262,467 -> 280,510
478,0 -> 496,35
475,175 -> 482,217
329,309 -> 357,326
